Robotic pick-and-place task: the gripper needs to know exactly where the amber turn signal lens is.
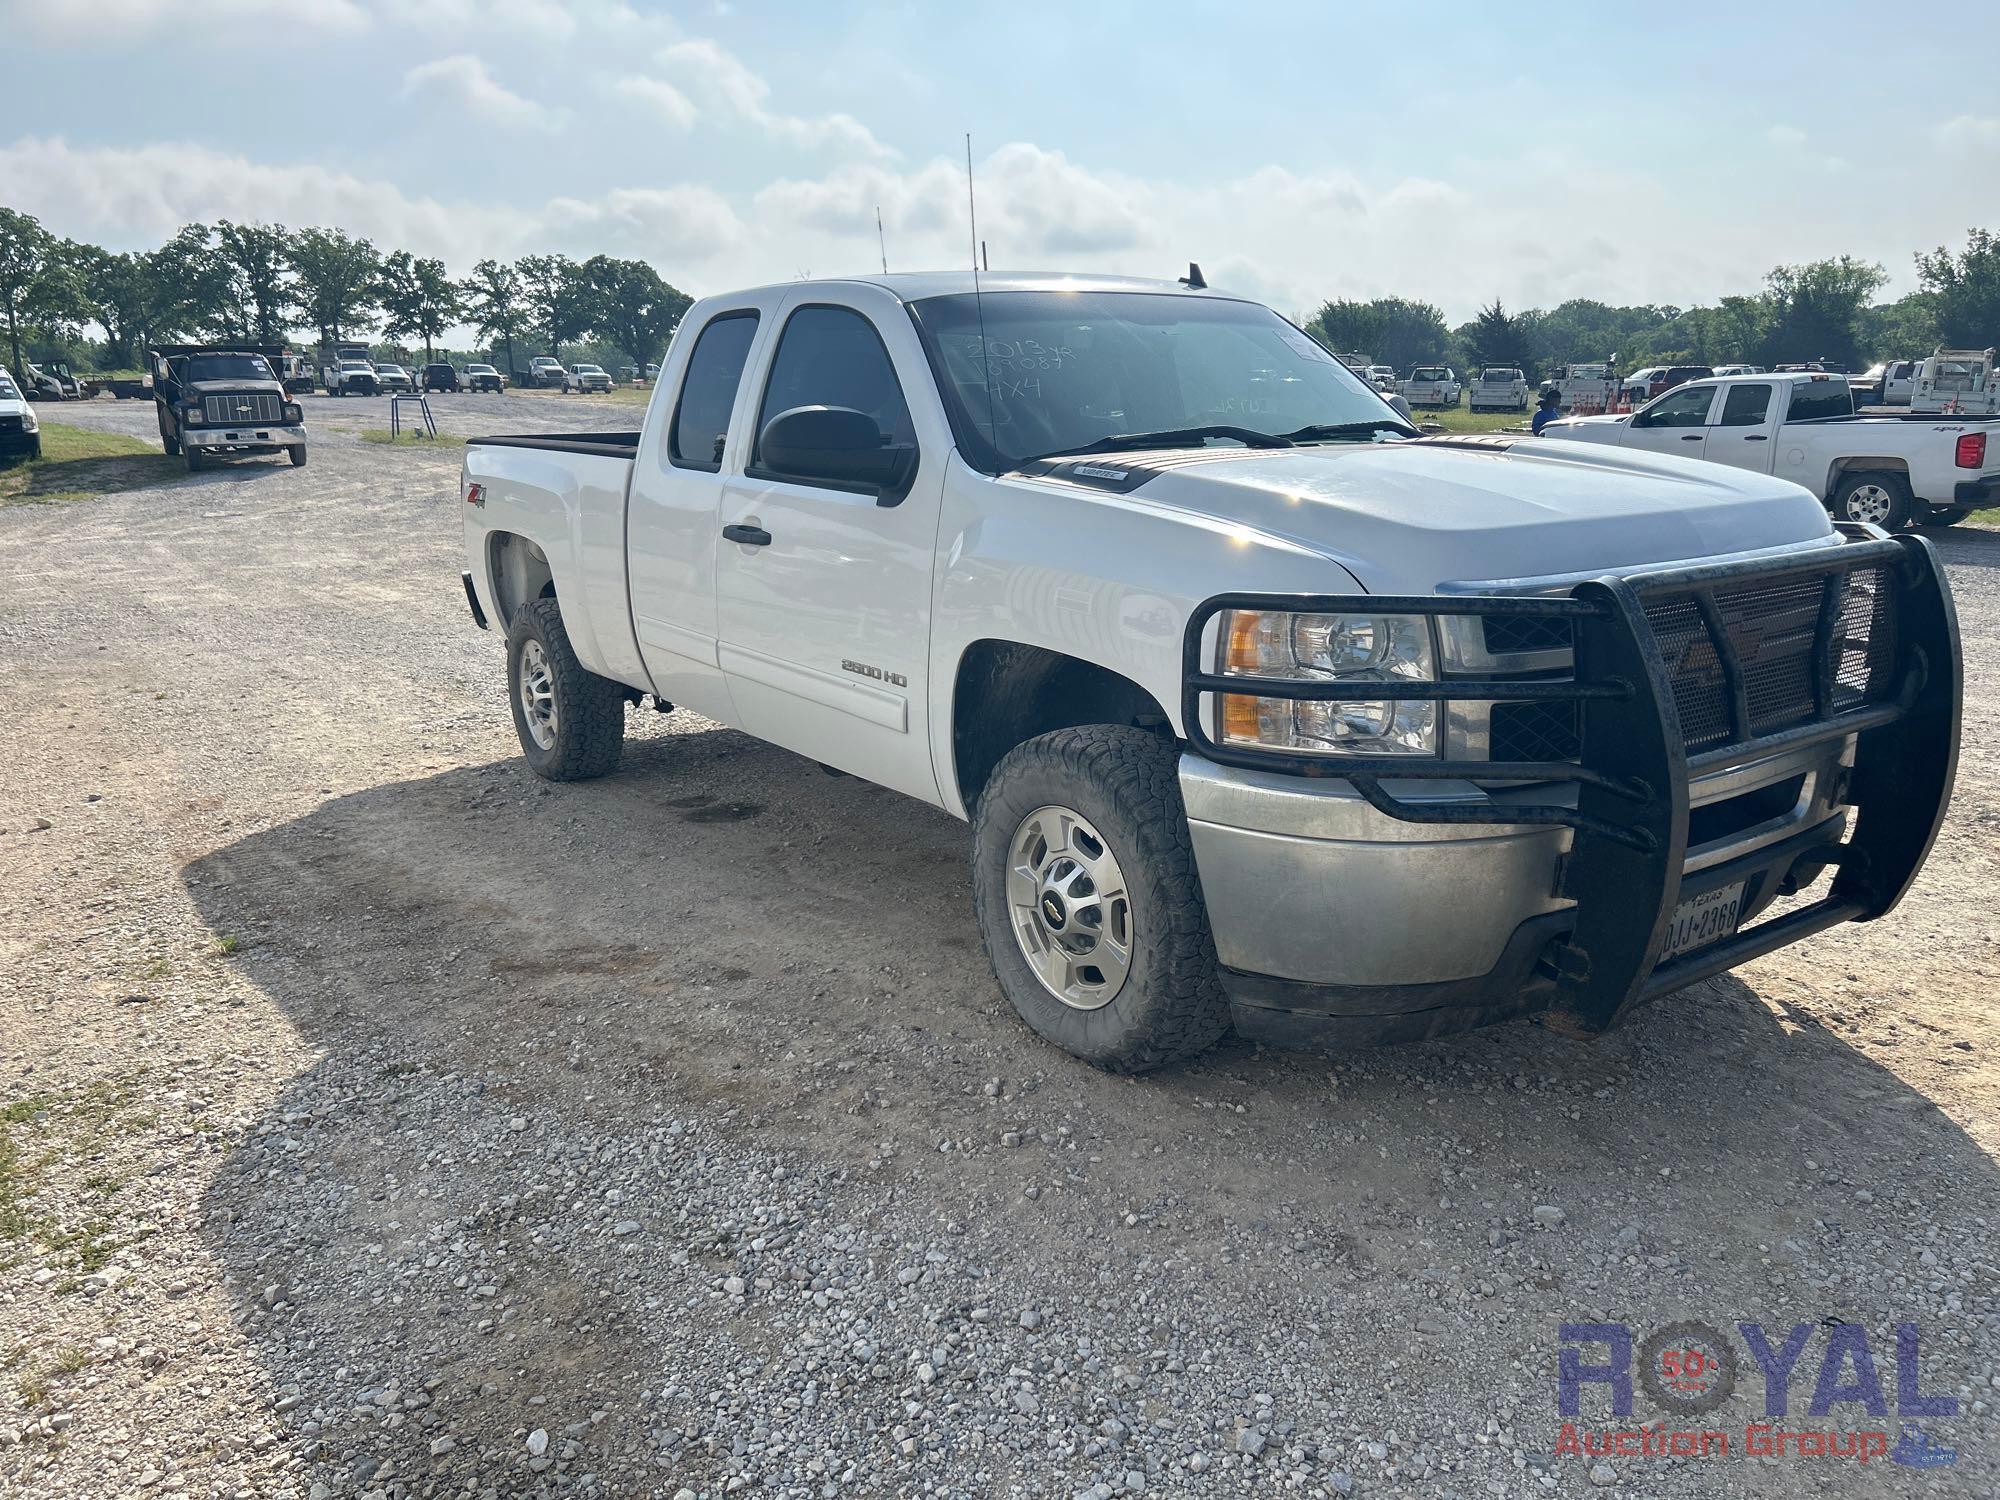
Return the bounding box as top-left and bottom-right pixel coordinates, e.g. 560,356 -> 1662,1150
1224,611 -> 1265,673
1220,692 -> 1264,742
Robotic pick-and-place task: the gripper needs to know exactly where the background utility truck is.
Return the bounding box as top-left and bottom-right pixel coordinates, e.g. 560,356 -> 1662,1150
1541,370 -> 2000,528
458,272 -> 1959,1072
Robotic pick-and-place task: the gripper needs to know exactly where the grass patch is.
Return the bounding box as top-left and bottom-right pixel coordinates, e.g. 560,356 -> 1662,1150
0,422 -> 179,506
357,428 -> 466,447
1410,403 -> 1535,436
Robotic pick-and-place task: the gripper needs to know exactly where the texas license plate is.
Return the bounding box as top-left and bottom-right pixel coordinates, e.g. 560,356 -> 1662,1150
1661,881 -> 1745,962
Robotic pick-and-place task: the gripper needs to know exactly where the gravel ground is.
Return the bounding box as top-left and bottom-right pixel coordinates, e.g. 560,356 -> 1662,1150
1,394 -> 1996,1500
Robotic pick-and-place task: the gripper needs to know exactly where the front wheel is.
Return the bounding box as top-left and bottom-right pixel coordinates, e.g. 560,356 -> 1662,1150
1831,470 -> 1913,529
971,726 -> 1230,1072
184,445 -> 205,473
161,428 -> 180,457
506,597 -> 625,781
288,445 -> 307,467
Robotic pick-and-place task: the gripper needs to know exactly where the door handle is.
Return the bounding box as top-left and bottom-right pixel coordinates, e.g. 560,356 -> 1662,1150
722,523 -> 772,547
1681,434 -> 1703,441
1742,434 -> 1768,441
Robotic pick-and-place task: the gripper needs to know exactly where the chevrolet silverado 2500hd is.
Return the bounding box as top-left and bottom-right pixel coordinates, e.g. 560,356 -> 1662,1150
459,273 -> 1960,1070
1541,371 -> 2000,528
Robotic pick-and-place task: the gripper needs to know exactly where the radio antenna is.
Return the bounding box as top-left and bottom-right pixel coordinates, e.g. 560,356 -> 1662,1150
966,133 -> 998,454
876,205 -> 888,275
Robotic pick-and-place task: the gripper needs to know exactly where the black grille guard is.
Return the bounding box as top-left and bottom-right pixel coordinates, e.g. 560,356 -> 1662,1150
1180,528 -> 1961,1035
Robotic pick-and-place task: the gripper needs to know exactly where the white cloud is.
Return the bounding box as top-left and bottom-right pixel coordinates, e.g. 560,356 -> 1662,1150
402,54 -> 564,132
542,186 -> 748,264
655,39 -> 893,160
1767,124 -> 1808,149
1935,114 -> 2000,151
610,75 -> 700,132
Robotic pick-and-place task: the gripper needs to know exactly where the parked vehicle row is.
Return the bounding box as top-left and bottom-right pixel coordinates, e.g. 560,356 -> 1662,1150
1542,370 -> 1999,527
457,269 -> 1960,1072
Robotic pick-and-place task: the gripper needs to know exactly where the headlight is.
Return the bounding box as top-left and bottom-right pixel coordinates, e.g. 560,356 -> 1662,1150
182,405 -> 205,426
19,409 -> 36,433
283,403 -> 303,423
1216,609 -> 1438,756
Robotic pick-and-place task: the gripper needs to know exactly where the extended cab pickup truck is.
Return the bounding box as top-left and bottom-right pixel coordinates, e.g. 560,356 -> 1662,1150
1541,371 -> 2000,528
459,273 -> 1959,1071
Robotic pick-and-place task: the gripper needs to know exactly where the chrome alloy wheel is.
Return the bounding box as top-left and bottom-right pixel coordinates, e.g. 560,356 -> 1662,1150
1842,482 -> 1896,525
518,638 -> 558,750
1006,804 -> 1134,1010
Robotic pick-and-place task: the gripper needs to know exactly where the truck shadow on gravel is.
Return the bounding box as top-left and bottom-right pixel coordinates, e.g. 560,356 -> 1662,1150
178,723 -> 1997,1492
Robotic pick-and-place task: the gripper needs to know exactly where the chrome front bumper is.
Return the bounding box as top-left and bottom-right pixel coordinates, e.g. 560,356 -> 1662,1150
186,423 -> 306,451
1183,733 -> 1855,1038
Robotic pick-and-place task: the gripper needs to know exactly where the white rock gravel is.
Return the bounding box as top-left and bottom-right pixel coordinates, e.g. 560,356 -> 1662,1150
0,395 -> 1996,1498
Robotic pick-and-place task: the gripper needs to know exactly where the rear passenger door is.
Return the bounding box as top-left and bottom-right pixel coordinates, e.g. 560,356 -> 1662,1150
712,287 -> 947,805
625,295 -> 780,724
1704,383 -> 1778,473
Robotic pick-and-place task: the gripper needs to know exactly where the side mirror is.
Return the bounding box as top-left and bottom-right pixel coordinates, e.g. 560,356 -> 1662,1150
758,405 -> 916,501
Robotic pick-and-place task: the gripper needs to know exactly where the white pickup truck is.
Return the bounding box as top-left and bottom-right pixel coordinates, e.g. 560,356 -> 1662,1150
458,272 -> 1959,1071
1397,365 -> 1460,409
1469,368 -> 1530,413
1541,370 -> 2000,528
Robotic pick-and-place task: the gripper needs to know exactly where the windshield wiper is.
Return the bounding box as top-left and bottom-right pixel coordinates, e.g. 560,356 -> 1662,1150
1278,420 -> 1415,442
1021,424 -> 1296,465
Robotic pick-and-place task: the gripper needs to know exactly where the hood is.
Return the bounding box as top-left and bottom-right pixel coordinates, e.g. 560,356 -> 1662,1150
185,378 -> 285,397
1013,438 -> 1834,595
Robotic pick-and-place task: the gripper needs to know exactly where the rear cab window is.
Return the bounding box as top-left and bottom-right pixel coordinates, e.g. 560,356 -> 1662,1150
1784,379 -> 1854,423
669,312 -> 761,471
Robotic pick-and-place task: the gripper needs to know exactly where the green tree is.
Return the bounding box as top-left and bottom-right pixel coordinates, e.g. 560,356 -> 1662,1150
516,253 -> 599,357
460,258 -> 527,374
582,255 -> 690,373
377,250 -> 462,362
1856,291 -> 1938,363
1459,298 -> 1533,372
1914,229 -> 2000,348
1760,257 -> 1886,368
0,207 -> 59,376
74,244 -> 155,367
149,225 -> 236,345
1306,296 -> 1450,371
288,227 -> 381,348
211,220 -> 295,343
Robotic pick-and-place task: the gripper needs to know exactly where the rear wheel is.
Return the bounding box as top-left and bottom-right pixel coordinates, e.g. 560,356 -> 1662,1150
1831,470 -> 1913,529
971,725 -> 1230,1072
506,597 -> 625,781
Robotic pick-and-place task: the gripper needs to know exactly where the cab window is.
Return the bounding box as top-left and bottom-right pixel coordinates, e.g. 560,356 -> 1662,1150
1785,380 -> 1853,423
1717,384 -> 1772,427
669,312 -> 759,471
753,304 -> 915,461
1636,385 -> 1715,428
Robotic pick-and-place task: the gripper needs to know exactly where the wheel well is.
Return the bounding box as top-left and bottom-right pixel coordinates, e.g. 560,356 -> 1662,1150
487,532 -> 557,630
951,641 -> 1170,813
1827,458 -> 1909,491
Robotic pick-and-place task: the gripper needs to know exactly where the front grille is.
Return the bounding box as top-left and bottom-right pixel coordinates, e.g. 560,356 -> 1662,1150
0,415 -> 21,432
1482,561 -> 1899,764
203,393 -> 283,424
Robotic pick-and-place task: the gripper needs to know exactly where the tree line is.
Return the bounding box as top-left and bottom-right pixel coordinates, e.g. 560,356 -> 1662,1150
1307,233 -> 2000,377
0,206 -> 693,378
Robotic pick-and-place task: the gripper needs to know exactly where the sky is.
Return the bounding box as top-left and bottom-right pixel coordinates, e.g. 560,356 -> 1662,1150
2,0 -> 1998,326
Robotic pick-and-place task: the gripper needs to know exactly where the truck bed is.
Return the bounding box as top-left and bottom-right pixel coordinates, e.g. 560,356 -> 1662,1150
465,431 -> 642,458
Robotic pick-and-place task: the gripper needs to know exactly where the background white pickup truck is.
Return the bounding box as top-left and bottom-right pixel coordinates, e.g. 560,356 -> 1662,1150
1396,365 -> 1460,408
459,272 -> 1958,1072
1541,371 -> 2000,527
1469,368 -> 1530,412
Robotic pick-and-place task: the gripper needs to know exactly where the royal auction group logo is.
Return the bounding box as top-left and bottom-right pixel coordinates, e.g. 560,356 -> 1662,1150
1557,1320 -> 1958,1469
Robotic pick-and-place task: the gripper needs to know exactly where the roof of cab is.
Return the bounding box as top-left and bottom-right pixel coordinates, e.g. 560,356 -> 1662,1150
711,271 -> 1257,304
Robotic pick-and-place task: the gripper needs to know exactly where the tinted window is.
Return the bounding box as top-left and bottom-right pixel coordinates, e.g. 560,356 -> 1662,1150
185,354 -> 274,382
755,305 -> 914,461
1717,384 -> 1772,427
1785,381 -> 1853,422
669,312 -> 759,470
1638,386 -> 1715,428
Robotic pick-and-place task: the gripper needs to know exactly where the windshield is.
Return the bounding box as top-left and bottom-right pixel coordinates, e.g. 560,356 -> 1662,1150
908,291 -> 1404,470
468,365 -> 495,373
0,375 -> 19,400
185,354 -> 274,382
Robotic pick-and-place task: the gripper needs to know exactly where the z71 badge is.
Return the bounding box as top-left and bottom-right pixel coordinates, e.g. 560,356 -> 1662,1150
841,659 -> 907,688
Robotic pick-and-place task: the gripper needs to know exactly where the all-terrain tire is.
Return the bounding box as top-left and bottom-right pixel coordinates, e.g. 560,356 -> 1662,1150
506,597 -> 625,781
288,445 -> 307,467
971,725 -> 1230,1072
1830,470 -> 1913,529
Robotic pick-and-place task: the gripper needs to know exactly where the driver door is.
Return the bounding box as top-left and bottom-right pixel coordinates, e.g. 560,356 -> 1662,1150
712,288 -> 945,805
1623,383 -> 1719,460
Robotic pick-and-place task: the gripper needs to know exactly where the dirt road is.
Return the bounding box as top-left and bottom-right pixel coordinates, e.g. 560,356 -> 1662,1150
2,394 -> 1995,1498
